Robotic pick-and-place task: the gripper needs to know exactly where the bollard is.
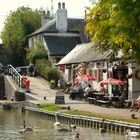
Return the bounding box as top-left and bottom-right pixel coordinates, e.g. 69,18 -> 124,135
67,106 -> 70,110
4,96 -> 7,100
11,96 -> 14,101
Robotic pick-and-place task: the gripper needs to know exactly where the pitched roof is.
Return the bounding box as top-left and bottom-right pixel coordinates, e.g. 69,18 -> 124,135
44,35 -> 81,56
57,43 -> 111,65
27,18 -> 86,38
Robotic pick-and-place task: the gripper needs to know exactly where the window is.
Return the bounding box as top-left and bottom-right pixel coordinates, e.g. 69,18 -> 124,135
98,69 -> 103,82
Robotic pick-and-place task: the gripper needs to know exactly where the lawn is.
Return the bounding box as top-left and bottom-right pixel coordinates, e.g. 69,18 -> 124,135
39,103 -> 140,124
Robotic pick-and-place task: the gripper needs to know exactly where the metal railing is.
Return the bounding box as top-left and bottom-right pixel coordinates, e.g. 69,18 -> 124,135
8,65 -> 22,88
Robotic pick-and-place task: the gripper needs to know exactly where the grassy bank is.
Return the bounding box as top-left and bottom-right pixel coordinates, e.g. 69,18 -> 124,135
39,104 -> 140,124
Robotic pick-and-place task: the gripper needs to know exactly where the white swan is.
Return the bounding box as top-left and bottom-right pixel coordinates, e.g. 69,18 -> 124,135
125,129 -> 140,138
70,124 -> 76,129
54,114 -> 61,127
54,121 -> 61,127
18,129 -> 26,133
56,123 -> 72,132
57,127 -> 71,132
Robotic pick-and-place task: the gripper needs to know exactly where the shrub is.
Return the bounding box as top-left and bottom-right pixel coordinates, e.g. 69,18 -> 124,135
46,67 -> 61,83
35,59 -> 61,85
26,42 -> 48,64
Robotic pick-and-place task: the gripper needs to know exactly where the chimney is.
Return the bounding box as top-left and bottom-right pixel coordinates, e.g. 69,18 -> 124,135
56,2 -> 67,32
62,2 -> 65,9
41,10 -> 51,26
58,2 -> 61,9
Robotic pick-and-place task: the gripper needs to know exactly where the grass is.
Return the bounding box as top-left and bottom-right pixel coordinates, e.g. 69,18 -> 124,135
39,104 -> 65,111
39,104 -> 140,124
65,110 -> 140,124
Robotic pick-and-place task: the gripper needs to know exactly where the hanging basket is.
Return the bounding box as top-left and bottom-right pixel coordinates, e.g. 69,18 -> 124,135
126,73 -> 133,79
102,69 -> 107,73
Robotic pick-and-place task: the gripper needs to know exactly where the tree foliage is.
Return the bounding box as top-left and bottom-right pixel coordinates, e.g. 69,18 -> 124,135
1,6 -> 45,66
26,42 -> 48,64
35,59 -> 61,84
85,0 -> 140,63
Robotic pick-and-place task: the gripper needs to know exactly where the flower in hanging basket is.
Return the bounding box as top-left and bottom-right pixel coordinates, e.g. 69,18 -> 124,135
50,79 -> 55,84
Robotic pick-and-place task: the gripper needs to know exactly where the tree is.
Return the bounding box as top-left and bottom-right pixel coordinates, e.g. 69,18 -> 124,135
1,6 -> 48,66
85,0 -> 140,63
26,42 -> 48,64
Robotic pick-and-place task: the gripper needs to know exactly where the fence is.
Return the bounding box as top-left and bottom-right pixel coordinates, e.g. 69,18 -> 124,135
8,65 -> 22,88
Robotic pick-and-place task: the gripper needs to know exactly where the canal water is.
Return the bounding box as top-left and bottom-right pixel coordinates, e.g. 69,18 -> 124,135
0,108 -> 132,140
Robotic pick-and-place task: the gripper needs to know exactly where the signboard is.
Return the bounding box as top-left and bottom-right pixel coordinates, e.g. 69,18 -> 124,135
60,65 -> 65,72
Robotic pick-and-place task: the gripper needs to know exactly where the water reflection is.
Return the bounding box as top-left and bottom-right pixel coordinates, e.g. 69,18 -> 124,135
0,109 -> 129,140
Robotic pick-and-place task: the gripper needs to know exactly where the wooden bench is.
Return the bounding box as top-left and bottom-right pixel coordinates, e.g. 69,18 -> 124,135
87,97 -> 97,104
96,100 -> 111,107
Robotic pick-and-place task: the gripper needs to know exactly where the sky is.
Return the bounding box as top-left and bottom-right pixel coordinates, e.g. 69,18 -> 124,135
0,0 -> 92,43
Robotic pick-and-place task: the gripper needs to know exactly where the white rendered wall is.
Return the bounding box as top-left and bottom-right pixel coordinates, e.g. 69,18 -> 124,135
128,63 -> 140,100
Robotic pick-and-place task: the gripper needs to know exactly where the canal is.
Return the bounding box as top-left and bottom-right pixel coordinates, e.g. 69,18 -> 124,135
0,108 -> 130,140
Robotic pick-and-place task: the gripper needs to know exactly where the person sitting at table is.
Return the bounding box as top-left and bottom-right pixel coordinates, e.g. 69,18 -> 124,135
69,82 -> 83,100
100,85 -> 106,93
83,84 -> 92,100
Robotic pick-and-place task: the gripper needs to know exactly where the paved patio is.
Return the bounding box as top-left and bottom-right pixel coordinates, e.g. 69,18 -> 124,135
26,76 -> 140,119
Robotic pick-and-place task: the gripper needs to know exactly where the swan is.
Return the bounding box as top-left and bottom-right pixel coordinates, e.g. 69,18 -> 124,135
125,129 -> 140,138
25,125 -> 33,131
57,127 -> 71,132
99,128 -> 107,133
70,124 -> 76,129
18,125 -> 33,133
54,114 -> 61,127
54,121 -> 61,127
18,129 -> 26,133
56,123 -> 72,132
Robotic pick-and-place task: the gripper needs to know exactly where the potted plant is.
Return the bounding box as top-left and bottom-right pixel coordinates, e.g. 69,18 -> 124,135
50,79 -> 56,89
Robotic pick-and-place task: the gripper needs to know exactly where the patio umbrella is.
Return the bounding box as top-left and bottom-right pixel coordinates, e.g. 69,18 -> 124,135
75,74 -> 96,81
99,78 -> 126,86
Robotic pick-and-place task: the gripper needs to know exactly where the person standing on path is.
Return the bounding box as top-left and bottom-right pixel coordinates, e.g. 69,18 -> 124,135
57,77 -> 65,92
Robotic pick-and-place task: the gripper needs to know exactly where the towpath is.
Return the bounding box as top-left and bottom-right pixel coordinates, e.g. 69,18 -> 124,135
26,76 -> 140,119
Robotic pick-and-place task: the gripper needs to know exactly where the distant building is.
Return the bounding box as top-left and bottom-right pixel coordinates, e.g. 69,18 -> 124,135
27,2 -> 89,65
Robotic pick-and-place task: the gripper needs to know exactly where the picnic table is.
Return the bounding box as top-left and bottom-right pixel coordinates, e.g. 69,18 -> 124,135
87,93 -> 128,108
103,95 -> 125,108
91,92 -> 107,100
87,92 -> 111,107
96,100 -> 111,107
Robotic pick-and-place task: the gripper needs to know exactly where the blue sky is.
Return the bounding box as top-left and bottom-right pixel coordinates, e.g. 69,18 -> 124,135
0,0 -> 91,43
